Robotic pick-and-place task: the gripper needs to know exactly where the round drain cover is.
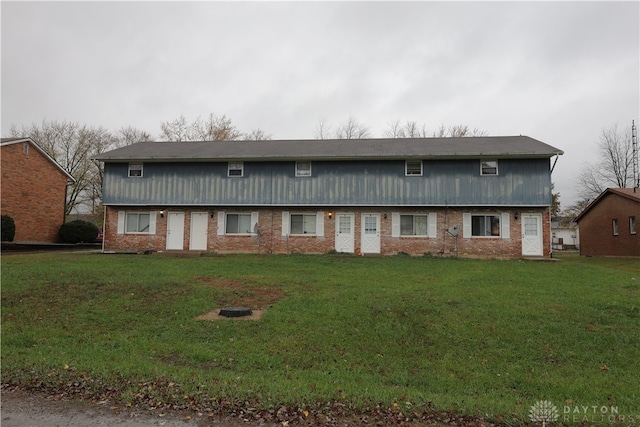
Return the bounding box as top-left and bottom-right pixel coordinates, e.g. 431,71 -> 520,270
219,307 -> 253,318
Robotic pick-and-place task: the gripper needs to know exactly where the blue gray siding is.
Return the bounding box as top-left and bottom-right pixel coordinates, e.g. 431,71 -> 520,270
102,159 -> 551,206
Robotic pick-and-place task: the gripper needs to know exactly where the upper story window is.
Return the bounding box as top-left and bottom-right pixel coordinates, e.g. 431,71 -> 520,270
630,216 -> 637,235
612,218 -> 619,236
228,162 -> 244,177
128,163 -> 143,177
472,214 -> 501,237
23,143 -> 29,155
405,160 -> 423,176
400,214 -> 428,236
480,160 -> 498,176
296,161 -> 312,177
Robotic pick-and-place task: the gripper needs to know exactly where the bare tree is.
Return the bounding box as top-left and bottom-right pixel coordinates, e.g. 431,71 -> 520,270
334,116 -> 371,139
160,113 -> 268,141
384,121 -> 487,138
159,114 -> 191,141
192,113 -> 242,141
114,126 -> 153,147
383,120 -> 428,138
242,128 -> 272,141
8,120 -> 114,216
314,118 -> 332,140
577,123 -> 634,201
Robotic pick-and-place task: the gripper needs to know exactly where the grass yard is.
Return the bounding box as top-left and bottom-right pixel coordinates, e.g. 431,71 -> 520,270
1,252 -> 639,425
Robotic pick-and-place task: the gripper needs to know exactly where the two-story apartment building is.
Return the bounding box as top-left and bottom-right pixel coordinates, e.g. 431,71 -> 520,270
94,136 -> 563,257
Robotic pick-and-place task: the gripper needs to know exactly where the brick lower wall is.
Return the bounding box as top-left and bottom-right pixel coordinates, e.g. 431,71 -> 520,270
1,143 -> 69,243
105,206 -> 551,258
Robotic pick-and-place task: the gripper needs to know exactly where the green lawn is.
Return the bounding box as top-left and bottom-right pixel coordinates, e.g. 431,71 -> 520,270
1,252 -> 639,425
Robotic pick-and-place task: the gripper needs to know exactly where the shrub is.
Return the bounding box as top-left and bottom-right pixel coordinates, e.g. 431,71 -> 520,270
1,215 -> 16,242
59,220 -> 99,244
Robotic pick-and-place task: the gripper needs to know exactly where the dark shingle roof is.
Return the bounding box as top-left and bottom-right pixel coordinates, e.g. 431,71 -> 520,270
94,136 -> 564,162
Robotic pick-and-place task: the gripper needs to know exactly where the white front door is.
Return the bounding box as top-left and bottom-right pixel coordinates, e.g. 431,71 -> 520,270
361,213 -> 381,254
335,213 -> 355,253
190,212 -> 208,250
522,213 -> 543,256
166,212 -> 185,250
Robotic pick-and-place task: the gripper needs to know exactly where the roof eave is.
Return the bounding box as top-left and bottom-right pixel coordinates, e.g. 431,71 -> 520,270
94,152 -> 562,163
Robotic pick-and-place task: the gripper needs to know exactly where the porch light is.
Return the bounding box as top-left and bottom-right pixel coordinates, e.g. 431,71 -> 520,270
514,212 -> 519,221
160,210 -> 165,218
328,212 -> 333,219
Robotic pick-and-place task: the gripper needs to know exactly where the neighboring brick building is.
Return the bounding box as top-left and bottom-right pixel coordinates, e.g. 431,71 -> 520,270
1,137 -> 75,243
575,188 -> 640,257
94,136 -> 563,257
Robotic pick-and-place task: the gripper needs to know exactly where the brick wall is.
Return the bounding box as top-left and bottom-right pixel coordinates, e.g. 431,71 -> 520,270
1,142 -> 69,242
578,193 -> 639,257
105,206 -> 551,258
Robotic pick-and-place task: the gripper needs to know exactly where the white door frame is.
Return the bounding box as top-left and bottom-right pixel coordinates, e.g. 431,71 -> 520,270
335,213 -> 355,253
166,212 -> 185,250
190,212 -> 208,250
361,213 -> 381,254
521,213 -> 543,256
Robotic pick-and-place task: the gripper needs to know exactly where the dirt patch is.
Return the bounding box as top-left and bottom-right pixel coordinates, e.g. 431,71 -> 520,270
192,276 -> 284,321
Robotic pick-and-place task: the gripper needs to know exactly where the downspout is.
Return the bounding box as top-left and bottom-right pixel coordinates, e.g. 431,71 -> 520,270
102,205 -> 107,254
550,154 -> 560,174
549,154 -> 561,258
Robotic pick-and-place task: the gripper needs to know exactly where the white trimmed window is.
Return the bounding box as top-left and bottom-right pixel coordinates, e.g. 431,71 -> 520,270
281,211 -> 324,237
471,214 -> 501,237
128,163 -> 143,177
405,160 -> 423,176
400,214 -> 428,236
630,216 -> 637,235
126,212 -> 150,232
392,212 -> 437,238
613,219 -> 619,236
295,161 -> 312,177
117,211 -> 157,235
217,212 -> 258,235
480,160 -> 498,176
463,213 -> 510,239
228,162 -> 244,177
290,213 -> 317,235
226,213 -> 252,234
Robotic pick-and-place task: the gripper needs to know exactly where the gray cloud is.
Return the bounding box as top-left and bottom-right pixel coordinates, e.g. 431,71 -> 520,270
2,1 -> 638,204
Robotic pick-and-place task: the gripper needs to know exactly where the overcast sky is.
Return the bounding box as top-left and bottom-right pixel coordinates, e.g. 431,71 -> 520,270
2,1 -> 639,206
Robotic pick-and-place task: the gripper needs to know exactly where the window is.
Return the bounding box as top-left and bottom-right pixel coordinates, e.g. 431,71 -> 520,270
126,212 -> 150,233
400,214 -> 428,236
405,160 -> 423,176
471,215 -> 501,237
290,214 -> 317,235
128,163 -> 143,177
612,219 -> 619,236
480,160 -> 498,176
225,213 -> 252,234
23,143 -> 29,155
295,161 -> 312,177
631,216 -> 637,235
228,162 -> 244,177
